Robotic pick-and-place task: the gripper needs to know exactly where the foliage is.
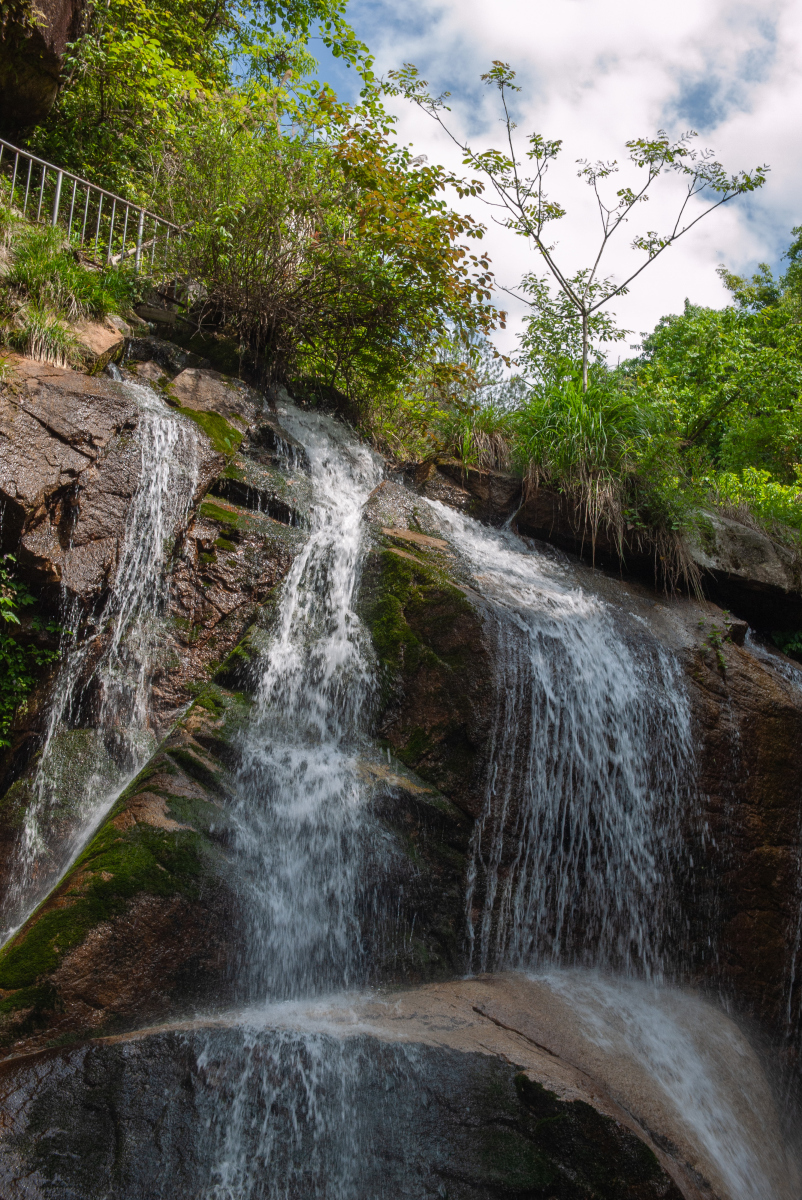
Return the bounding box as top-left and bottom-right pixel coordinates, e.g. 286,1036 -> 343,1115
773,630 -> 802,661
376,330 -> 523,463
29,0 -> 371,199
704,467 -> 802,539
7,306 -> 79,366
517,272 -> 628,385
625,299 -> 802,477
156,89 -> 499,405
0,557 -> 60,748
512,372 -> 696,570
3,223 -> 138,319
0,202 -> 141,362
617,229 -> 802,553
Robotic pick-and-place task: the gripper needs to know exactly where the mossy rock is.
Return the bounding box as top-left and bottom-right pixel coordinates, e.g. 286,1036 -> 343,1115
171,405 -> 244,456
0,688 -> 250,1053
358,541 -> 494,810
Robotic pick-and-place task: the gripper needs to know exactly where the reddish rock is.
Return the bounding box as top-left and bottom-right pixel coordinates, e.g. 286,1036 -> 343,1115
69,316 -> 127,372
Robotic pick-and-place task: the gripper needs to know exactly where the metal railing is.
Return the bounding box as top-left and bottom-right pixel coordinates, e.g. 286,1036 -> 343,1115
0,137 -> 182,273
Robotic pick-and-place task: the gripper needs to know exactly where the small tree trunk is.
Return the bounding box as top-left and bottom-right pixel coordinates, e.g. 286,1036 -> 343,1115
581,308 -> 589,393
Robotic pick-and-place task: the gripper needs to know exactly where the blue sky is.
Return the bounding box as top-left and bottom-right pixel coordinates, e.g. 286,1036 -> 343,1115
314,0 -> 801,358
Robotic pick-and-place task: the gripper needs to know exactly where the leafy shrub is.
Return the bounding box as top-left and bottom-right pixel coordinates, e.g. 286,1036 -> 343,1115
0,557 -> 60,747
705,467 -> 802,540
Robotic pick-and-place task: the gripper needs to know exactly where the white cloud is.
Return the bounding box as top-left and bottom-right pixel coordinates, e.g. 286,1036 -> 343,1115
343,0 -> 802,360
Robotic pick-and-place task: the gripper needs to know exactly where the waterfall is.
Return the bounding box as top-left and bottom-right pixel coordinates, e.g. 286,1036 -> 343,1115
426,504 -> 693,979
201,402 -> 382,1199
228,401 -> 383,1001
0,382 -> 201,940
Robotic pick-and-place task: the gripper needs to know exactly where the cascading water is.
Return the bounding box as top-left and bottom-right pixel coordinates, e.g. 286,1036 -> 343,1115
201,402 -> 383,1198
4,384 -> 790,1198
186,408 -> 799,1200
229,403 -> 383,1000
525,969 -> 801,1200
427,504 -> 694,979
0,381 -> 201,939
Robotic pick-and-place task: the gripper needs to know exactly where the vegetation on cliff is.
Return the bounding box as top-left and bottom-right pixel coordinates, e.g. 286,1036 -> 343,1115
0,0 -> 799,569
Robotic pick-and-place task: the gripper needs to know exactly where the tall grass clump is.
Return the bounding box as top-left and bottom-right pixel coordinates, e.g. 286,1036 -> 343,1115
500,370 -> 700,589
0,206 -> 140,365
436,402 -> 514,470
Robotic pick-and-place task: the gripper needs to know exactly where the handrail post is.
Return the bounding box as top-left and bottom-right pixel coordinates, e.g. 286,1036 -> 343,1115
51,170 -> 63,227
106,198 -> 116,262
22,158 -> 32,214
134,209 -> 145,273
36,163 -> 46,221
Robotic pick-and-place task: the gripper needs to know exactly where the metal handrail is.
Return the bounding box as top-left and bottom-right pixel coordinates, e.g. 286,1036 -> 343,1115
0,137 -> 182,273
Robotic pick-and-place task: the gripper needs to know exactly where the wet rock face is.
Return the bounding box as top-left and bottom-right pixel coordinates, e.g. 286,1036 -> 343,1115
0,691 -> 247,1056
0,357 -> 221,603
359,482 -> 495,816
683,634 -> 802,1057
0,1025 -> 686,1200
0,357 -> 138,598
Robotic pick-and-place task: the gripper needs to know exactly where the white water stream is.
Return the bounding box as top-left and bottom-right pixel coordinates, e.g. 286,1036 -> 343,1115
0,382 -> 201,939
428,503 -> 693,978
228,402 -> 383,1002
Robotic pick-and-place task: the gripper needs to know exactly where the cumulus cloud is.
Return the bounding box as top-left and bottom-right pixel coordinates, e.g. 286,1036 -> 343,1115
326,0 -> 802,358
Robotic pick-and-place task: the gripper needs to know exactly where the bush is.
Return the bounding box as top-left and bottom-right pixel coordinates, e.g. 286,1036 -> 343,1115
0,557 -> 60,747
705,467 -> 802,541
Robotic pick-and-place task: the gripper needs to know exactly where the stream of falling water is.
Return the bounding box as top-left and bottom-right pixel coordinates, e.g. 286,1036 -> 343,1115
203,402 -> 382,1198
228,402 -> 382,1002
0,382 -> 201,940
426,503 -> 693,979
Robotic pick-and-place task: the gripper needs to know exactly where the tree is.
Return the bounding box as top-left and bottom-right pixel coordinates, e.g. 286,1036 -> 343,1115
157,86 -> 499,405
30,0 -> 372,197
388,62 -> 768,390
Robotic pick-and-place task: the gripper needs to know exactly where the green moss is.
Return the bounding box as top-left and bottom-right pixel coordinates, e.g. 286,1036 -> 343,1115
167,747 -> 227,795
363,547 -> 472,681
173,405 -> 244,455
395,726 -> 434,766
0,982 -> 57,1017
0,819 -> 210,991
198,500 -> 248,530
0,779 -> 34,833
191,688 -> 226,717
214,537 -> 237,552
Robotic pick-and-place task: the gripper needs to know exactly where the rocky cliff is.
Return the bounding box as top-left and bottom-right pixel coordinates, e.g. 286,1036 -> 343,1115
0,340 -> 801,1196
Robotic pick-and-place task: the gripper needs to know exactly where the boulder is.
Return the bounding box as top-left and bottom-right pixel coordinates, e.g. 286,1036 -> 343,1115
167,366 -> 256,424
0,355 -> 220,602
0,0 -> 86,135
687,509 -> 802,628
0,975 -> 795,1199
435,457 -> 523,524
0,355 -> 138,598
124,335 -> 210,377
70,315 -> 127,372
